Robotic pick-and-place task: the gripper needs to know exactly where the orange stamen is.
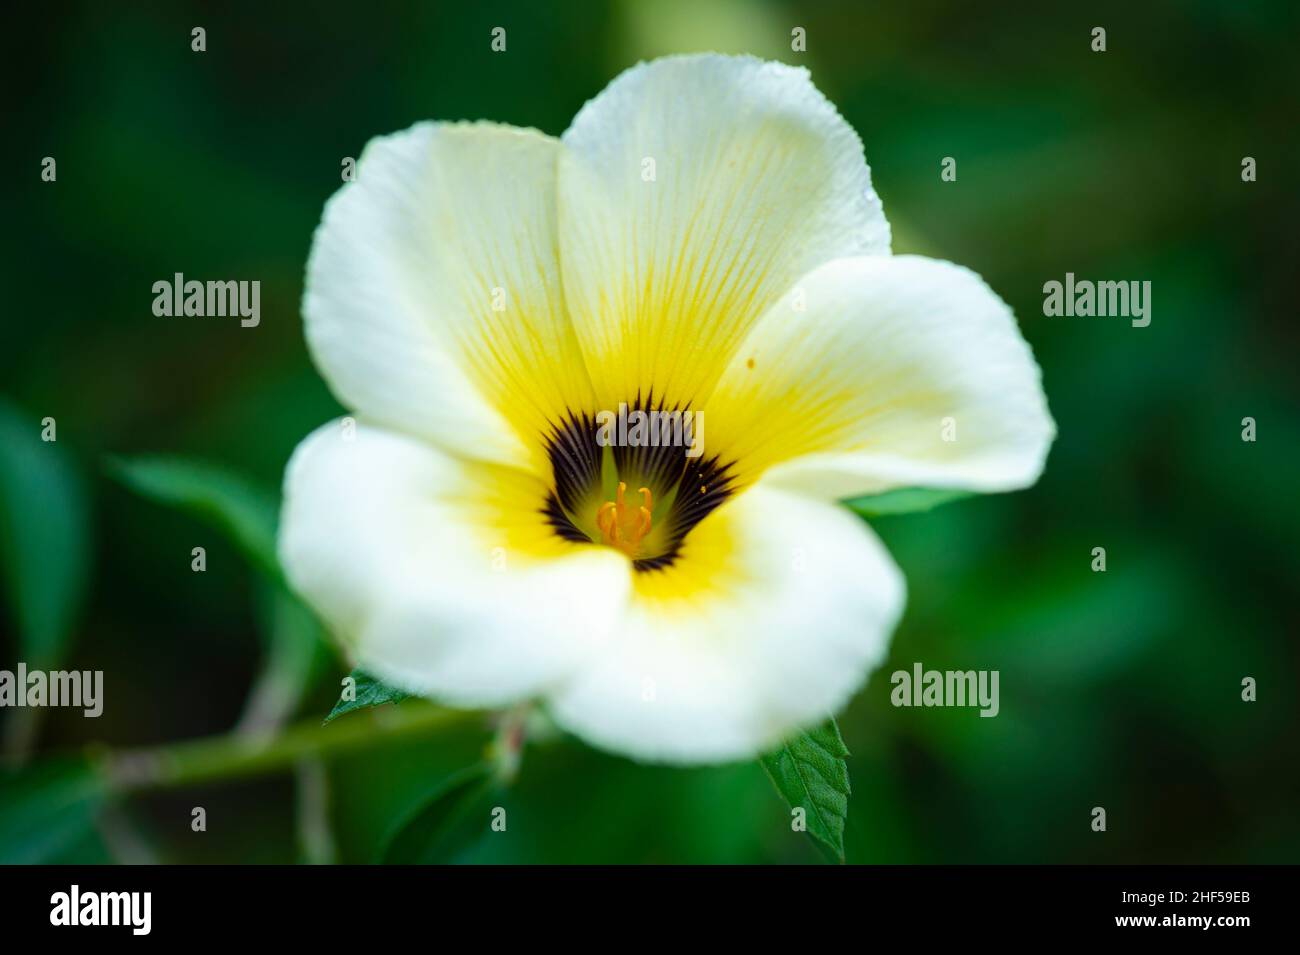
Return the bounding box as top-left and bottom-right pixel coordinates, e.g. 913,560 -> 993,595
596,482 -> 655,557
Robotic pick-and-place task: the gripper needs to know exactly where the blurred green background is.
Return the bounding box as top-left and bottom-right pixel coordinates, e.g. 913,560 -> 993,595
2,0 -> 1297,863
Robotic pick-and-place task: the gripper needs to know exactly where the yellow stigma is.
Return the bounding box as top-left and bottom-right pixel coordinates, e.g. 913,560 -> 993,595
596,482 -> 653,557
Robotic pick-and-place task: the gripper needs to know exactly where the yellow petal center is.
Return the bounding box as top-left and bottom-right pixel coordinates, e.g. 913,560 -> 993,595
595,482 -> 653,558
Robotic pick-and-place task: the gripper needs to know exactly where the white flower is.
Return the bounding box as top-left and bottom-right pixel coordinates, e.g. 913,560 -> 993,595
279,54 -> 1055,764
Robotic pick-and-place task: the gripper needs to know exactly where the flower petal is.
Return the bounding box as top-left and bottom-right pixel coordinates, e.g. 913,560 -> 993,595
559,54 -> 890,409
703,255 -> 1056,498
545,484 -> 905,764
278,421 -> 629,707
305,122 -> 595,473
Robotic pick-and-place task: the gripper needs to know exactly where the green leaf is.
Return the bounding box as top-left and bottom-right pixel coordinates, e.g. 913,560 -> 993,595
109,455 -> 331,727
237,583 -> 330,733
0,757 -> 107,863
0,400 -> 91,672
380,764 -> 498,863
325,669 -> 410,724
107,455 -> 280,580
760,718 -> 851,863
843,487 -> 972,518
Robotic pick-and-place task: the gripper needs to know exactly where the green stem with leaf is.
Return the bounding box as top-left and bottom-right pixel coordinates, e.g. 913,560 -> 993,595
96,702 -> 478,794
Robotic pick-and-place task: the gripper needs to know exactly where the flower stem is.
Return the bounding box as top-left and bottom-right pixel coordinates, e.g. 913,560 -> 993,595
97,702 -> 479,794
490,704 -> 531,784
